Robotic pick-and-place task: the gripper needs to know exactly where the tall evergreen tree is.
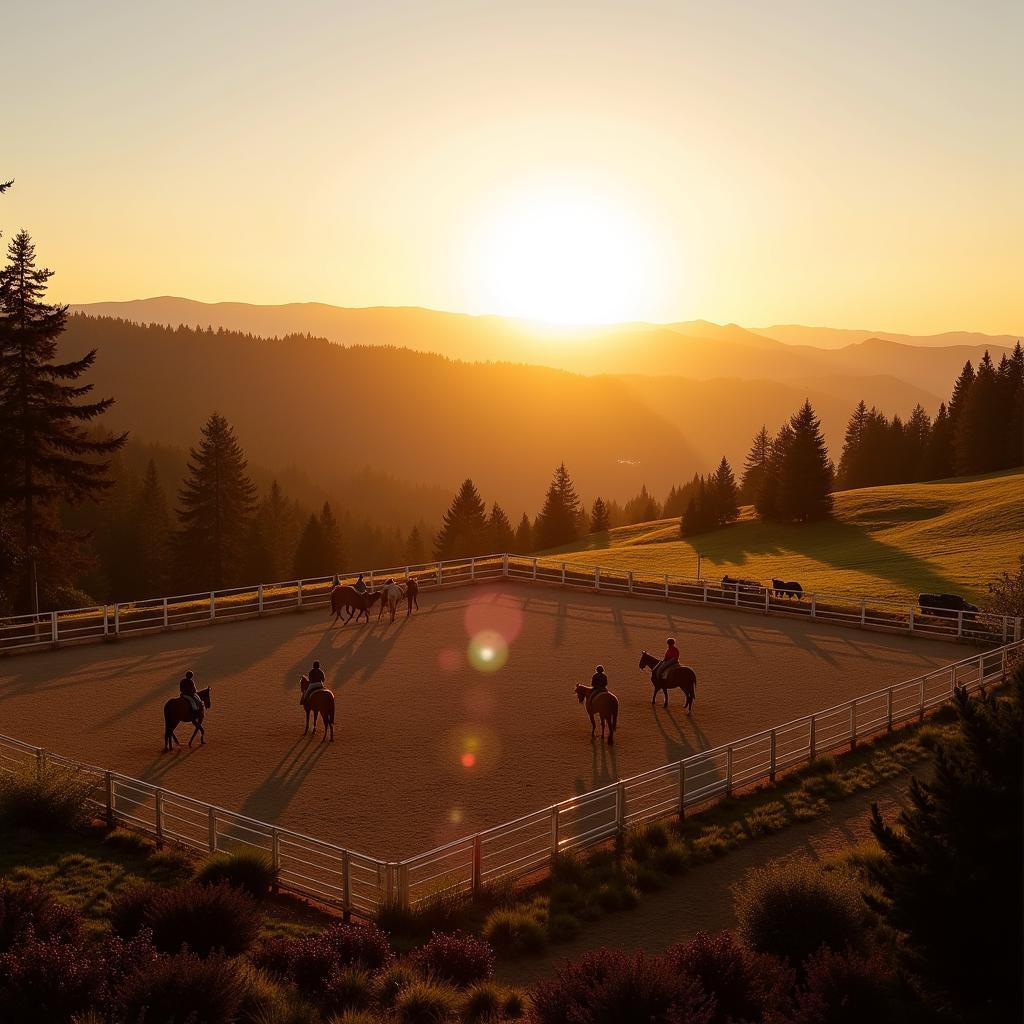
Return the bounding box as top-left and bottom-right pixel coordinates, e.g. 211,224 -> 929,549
740,426 -> 772,503
623,483 -> 659,525
997,343 -> 1024,468
513,512 -> 533,553
486,502 -> 515,552
174,412 -> 257,589
778,401 -> 833,521
433,478 -> 488,559
0,230 -> 126,611
755,423 -> 793,521
535,462 -> 583,549
711,457 -> 739,526
954,351 -> 1001,475
904,404 -> 932,481
404,524 -> 427,565
947,359 -> 975,429
837,401 -> 869,489
245,480 -> 298,583
924,402 -> 954,480
318,501 -> 345,572
128,460 -> 171,597
292,513 -> 326,580
589,496 -> 610,534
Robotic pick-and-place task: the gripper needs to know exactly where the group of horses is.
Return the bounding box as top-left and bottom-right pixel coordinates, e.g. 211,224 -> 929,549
329,577 -> 420,625
573,651 -> 698,745
722,574 -> 805,600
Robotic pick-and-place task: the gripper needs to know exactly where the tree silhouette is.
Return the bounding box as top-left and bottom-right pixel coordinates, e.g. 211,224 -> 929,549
404,524 -> 427,565
711,457 -> 739,526
128,460 -> 171,596
486,502 -> 515,552
0,230 -> 126,611
245,480 -> 298,583
778,401 -> 833,521
740,426 -> 772,503
514,512 -> 533,554
434,478 -> 488,559
535,462 -> 582,549
175,413 -> 256,589
589,496 -> 610,534
954,351 -> 1002,474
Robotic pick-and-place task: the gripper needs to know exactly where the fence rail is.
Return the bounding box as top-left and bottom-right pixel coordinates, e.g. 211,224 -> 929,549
3,639 -> 1019,914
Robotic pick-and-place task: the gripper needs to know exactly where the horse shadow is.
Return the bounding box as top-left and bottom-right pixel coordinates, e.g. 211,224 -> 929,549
239,734 -> 330,821
652,704 -> 700,763
591,736 -> 619,790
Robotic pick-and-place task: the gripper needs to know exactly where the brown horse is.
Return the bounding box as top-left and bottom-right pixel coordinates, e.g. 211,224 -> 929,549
638,651 -> 696,710
299,676 -> 335,742
574,683 -> 619,743
163,687 -> 211,751
330,585 -> 383,624
405,577 -> 420,616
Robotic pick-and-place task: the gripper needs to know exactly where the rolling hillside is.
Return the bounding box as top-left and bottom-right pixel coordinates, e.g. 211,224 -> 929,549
546,470 -> 1024,604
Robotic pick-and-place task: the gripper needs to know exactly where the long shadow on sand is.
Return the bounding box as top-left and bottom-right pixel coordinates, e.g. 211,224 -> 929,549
239,734 -> 330,822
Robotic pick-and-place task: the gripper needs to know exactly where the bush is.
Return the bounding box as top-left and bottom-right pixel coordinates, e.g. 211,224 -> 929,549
196,847 -> 279,898
530,948 -> 713,1024
482,909 -> 547,956
628,821 -> 671,861
786,946 -> 903,1024
547,911 -> 582,942
109,882 -> 161,941
144,881 -> 261,957
0,880 -> 81,953
667,930 -> 792,1024
0,768 -> 94,833
461,981 -> 504,1022
413,931 -> 495,988
321,922 -> 394,972
103,826 -> 153,855
395,980 -> 461,1024
322,966 -> 375,1014
734,859 -> 868,967
501,989 -> 525,1019
118,949 -> 247,1023
376,962 -> 419,1007
652,843 -> 689,876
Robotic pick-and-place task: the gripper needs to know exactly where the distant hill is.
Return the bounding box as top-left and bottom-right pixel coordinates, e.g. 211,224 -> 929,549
71,297 -> 1013,399
543,470 -> 1024,604
758,323 -> 1021,351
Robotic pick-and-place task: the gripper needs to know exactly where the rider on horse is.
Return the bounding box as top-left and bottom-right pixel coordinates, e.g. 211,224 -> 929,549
301,660 -> 326,706
179,670 -> 201,714
591,665 -> 609,698
354,574 -> 368,594
653,638 -> 680,683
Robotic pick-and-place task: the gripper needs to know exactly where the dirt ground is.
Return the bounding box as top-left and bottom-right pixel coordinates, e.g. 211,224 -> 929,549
0,583 -> 953,859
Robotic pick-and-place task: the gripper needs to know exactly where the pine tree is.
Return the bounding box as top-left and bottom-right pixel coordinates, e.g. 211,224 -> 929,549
486,502 -> 515,552
245,480 -> 298,583
778,401 -> 833,522
740,426 -> 772,503
711,457 -> 739,526
904,404 -> 932,482
623,484 -> 659,525
924,402 -> 954,480
680,475 -> 717,536
433,478 -> 488,559
997,344 -> 1024,468
514,512 -> 533,553
589,496 -> 610,534
535,462 -> 583,549
0,230 -> 126,611
837,401 -> 869,489
404,525 -> 427,565
318,502 -> 344,572
129,460 -> 171,597
954,351 -> 1002,475
292,513 -> 326,580
755,424 -> 793,521
947,360 -> 975,429
174,412 -> 257,589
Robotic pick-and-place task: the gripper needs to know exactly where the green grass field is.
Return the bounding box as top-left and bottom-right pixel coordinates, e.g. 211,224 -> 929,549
551,469 -> 1023,604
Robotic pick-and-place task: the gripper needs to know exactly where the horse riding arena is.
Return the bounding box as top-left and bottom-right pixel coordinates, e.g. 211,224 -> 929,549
0,579 -> 961,863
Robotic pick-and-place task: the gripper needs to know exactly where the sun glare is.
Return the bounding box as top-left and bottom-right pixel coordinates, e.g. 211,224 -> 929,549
476,188 -> 662,325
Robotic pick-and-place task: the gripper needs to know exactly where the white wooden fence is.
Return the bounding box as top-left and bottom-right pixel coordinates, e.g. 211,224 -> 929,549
1,553 -> 1018,657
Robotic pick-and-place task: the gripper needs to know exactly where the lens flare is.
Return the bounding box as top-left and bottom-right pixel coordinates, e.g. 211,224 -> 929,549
465,596 -> 523,644
448,807 -> 464,825
468,630 -> 508,672
460,752 -> 476,768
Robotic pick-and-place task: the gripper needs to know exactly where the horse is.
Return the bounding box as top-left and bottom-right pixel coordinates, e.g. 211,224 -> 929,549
722,574 -> 761,595
574,683 -> 618,743
405,577 -> 420,616
638,651 -> 696,710
377,580 -> 404,624
299,676 -> 335,742
163,687 -> 211,751
771,578 -> 804,600
330,585 -> 383,624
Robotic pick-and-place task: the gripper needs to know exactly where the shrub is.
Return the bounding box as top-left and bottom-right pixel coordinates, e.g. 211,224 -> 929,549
501,989 -> 525,1019
329,1013 -> 389,1024
634,864 -> 668,892
145,881 -> 261,957
0,880 -> 81,953
482,909 -> 546,956
109,882 -> 161,941
461,981 -> 504,1022
667,930 -> 792,1024
376,962 -> 419,1007
0,768 -> 94,833
322,966 -> 376,1014
413,931 -> 494,988
652,843 -> 689,875
103,826 -> 153,855
118,949 -> 247,1023
787,946 -> 903,1023
628,821 -> 671,861
549,851 -> 588,886
395,980 -> 461,1024
321,921 -> 394,972
530,948 -> 713,1024
595,880 -> 638,912
734,859 -> 868,967
378,886 -> 469,939
196,847 -> 279,898
236,963 -> 292,1023
547,911 -> 582,942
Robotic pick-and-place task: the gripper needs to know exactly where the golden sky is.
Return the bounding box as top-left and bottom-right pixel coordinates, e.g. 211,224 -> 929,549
4,1 -> 1022,334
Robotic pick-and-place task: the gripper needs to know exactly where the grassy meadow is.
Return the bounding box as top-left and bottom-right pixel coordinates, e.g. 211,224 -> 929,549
550,469 -> 1024,604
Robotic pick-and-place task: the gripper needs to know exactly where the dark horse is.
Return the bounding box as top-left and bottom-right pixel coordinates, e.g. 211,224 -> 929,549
405,577 -> 420,616
329,585 -> 383,624
163,687 -> 211,751
299,676 -> 335,742
638,651 -> 696,710
772,578 -> 804,600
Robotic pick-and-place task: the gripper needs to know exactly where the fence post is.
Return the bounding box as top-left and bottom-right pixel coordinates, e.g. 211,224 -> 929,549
860,599 -> 866,627
908,607 -> 914,635
258,585 -> 264,615
734,586 -> 739,607
369,570 -> 375,590
114,604 -> 120,635
919,678 -> 925,721
977,653 -> 985,690
550,805 -> 560,857
297,580 -> 303,606
664,575 -> 669,599
342,851 -> 352,921
470,557 -> 476,581
105,771 -> 114,826
595,567 -> 601,591
628,571 -> 634,594
764,588 -> 770,614
887,687 -> 894,730
209,593 -> 215,620
471,835 -> 482,898
810,595 -> 817,620
50,611 -> 58,644
849,701 -> 857,750
725,746 -> 734,795
208,808 -> 217,852
502,553 -> 509,576
702,583 -> 708,604
272,829 -> 281,873
532,558 -> 538,580
163,597 -> 169,628
155,791 -> 164,847
769,730 -> 777,782
957,609 -> 963,638
615,781 -> 626,833
809,717 -> 816,760
678,760 -> 686,820
436,562 -> 442,586
103,605 -> 109,637
561,562 -> 566,585
399,864 -> 410,909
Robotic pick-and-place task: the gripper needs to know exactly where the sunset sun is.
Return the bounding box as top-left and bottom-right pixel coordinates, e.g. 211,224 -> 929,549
476,188 -> 662,325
